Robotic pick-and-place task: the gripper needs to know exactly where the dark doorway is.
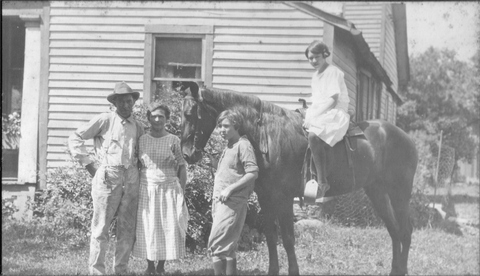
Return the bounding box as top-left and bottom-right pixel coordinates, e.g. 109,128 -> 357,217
2,16 -> 25,180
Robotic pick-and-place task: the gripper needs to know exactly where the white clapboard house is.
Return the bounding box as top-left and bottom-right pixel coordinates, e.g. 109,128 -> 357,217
2,1 -> 409,217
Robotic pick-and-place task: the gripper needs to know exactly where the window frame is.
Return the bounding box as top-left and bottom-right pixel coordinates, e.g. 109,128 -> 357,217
143,25 -> 213,103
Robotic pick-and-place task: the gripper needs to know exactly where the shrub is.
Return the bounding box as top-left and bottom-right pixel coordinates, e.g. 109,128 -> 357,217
2,111 -> 21,150
410,130 -> 438,192
32,158 -> 94,247
409,188 -> 442,229
2,198 -> 19,224
407,130 -> 461,231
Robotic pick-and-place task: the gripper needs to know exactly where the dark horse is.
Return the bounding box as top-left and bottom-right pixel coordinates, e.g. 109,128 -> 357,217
179,82 -> 418,276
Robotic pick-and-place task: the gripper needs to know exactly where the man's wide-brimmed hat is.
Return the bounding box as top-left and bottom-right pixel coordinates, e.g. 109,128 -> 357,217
107,82 -> 140,104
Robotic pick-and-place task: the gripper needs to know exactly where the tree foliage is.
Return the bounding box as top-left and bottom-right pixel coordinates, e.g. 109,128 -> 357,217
397,47 -> 479,162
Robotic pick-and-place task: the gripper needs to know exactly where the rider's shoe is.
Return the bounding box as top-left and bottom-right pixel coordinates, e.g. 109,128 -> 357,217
318,182 -> 330,199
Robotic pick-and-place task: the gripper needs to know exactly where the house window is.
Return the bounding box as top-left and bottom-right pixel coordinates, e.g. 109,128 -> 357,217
2,17 -> 25,116
154,37 -> 202,90
356,69 -> 381,121
144,25 -> 213,103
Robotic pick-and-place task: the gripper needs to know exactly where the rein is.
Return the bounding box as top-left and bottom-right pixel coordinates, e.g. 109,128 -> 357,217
191,129 -> 205,154
256,101 -> 269,155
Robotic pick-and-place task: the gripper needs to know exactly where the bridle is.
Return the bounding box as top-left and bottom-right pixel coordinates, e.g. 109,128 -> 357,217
192,120 -> 206,154
184,95 -> 216,155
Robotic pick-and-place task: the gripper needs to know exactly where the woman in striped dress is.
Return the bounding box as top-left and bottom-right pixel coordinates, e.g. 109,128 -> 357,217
132,103 -> 188,275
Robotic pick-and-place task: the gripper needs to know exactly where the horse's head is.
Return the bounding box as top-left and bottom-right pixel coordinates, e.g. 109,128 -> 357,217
180,82 -> 218,164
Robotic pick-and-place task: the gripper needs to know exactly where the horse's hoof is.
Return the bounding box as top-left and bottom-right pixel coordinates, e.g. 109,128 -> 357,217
288,269 -> 300,275
268,269 -> 279,275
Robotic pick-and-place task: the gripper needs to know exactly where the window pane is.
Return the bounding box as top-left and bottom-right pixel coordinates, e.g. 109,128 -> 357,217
154,37 -> 202,80
362,75 -> 368,121
369,79 -> 375,119
376,82 -> 382,118
356,73 -> 368,122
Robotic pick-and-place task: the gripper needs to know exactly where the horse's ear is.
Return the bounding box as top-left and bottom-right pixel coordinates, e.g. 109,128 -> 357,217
191,81 -> 207,102
177,81 -> 198,97
189,82 -> 199,99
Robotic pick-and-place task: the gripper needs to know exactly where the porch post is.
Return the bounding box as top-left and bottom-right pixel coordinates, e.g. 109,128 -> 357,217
17,15 -> 41,184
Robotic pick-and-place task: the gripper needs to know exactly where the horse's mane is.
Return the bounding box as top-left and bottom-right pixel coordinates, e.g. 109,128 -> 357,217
202,86 -> 288,117
201,87 -> 306,157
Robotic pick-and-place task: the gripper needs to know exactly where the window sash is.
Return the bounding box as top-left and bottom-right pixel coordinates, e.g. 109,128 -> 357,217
152,35 -> 204,82
143,25 -> 213,103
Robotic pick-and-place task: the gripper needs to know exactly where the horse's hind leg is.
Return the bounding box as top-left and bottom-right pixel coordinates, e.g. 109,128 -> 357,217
364,186 -> 405,276
278,196 -> 299,275
258,195 -> 280,275
390,188 -> 413,276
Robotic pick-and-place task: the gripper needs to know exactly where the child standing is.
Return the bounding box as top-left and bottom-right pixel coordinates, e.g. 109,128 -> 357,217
208,109 -> 259,275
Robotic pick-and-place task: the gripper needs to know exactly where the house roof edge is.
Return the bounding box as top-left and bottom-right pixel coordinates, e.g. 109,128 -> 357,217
284,1 -> 401,102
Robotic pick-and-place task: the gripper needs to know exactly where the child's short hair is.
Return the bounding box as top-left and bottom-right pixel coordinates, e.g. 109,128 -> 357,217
216,109 -> 245,135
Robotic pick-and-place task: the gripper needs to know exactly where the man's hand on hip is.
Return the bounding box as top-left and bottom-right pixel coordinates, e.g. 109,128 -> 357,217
85,162 -> 99,177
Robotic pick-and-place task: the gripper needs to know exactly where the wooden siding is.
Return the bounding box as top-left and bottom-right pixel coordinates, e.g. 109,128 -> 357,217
383,4 -> 398,93
331,29 -> 357,112
343,3 -> 383,60
46,1 -> 323,168
344,3 -> 399,104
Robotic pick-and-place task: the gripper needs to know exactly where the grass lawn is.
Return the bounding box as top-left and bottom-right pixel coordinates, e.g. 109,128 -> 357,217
3,183 -> 479,275
3,221 -> 478,275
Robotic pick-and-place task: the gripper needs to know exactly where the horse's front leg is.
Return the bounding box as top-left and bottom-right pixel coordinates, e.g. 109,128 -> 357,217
278,196 -> 299,275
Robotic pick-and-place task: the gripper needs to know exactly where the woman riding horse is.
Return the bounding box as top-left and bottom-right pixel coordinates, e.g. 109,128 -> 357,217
303,40 -> 351,199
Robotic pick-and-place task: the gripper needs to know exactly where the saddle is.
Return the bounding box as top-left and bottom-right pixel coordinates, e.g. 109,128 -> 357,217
295,99 -> 363,138
294,99 -> 365,203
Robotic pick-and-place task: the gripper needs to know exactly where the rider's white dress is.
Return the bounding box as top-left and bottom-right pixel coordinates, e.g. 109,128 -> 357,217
304,65 -> 350,147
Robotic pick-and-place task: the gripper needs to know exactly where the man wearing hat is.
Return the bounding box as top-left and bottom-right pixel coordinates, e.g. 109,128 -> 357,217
68,82 -> 144,275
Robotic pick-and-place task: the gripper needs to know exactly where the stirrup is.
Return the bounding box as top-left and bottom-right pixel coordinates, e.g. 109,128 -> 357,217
304,179 -> 318,205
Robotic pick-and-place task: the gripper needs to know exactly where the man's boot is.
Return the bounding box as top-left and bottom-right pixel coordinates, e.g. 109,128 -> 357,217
213,259 -> 226,275
226,258 -> 237,275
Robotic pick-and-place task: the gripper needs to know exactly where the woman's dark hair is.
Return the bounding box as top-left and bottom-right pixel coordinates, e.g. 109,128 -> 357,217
216,109 -> 245,135
147,102 -> 170,120
305,40 -> 331,59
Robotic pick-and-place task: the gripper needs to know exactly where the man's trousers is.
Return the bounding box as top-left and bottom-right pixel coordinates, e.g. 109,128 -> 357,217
89,165 -> 139,275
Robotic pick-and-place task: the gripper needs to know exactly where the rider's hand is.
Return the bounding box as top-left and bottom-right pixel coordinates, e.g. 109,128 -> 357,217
303,110 -> 311,129
85,162 -> 98,177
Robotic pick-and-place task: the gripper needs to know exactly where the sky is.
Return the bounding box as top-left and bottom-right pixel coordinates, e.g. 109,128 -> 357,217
406,2 -> 479,62
311,1 -> 479,63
